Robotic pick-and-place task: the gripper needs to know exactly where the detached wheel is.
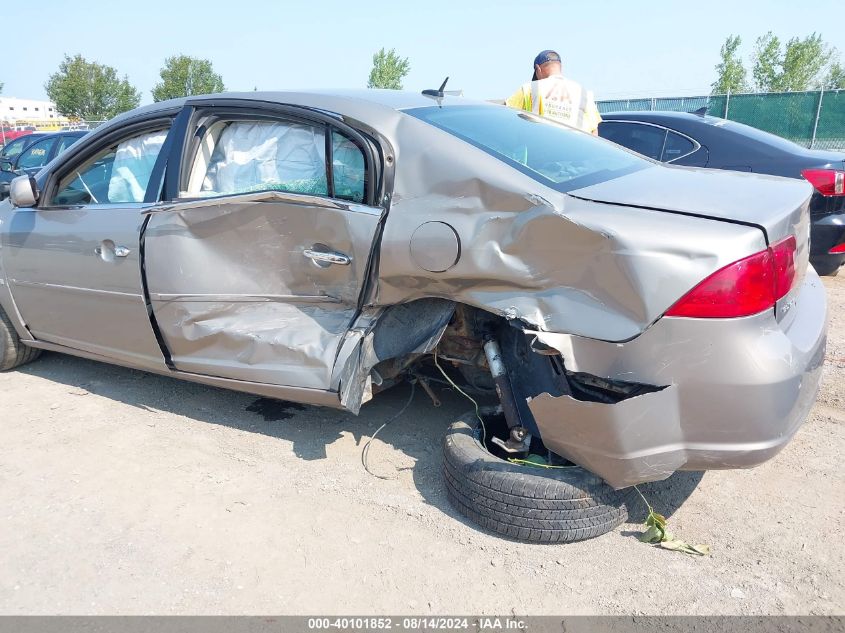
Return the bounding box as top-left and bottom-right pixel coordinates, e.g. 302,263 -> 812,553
443,412 -> 631,543
0,308 -> 41,371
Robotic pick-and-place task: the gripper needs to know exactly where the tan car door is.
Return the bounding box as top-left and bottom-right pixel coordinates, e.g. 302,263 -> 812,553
143,110 -> 382,391
2,124 -> 173,369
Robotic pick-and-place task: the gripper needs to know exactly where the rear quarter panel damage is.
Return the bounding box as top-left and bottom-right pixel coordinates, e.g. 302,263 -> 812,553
376,114 -> 768,342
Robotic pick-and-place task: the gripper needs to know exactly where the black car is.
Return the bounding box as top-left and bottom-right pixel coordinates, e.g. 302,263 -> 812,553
598,112 -> 845,275
0,131 -> 87,200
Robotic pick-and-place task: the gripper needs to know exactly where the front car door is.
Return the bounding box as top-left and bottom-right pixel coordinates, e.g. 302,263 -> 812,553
143,102 -> 383,391
0,118 -> 175,369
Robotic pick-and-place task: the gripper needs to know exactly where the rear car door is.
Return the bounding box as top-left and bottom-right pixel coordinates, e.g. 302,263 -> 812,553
143,103 -> 383,390
1,119 -> 175,368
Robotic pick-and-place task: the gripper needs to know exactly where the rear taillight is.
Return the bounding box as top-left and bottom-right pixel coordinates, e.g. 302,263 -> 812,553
665,235 -> 796,318
829,243 -> 845,255
802,169 -> 845,196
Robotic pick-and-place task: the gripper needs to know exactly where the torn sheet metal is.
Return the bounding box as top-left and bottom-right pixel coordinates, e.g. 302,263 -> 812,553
335,298 -> 455,413
144,191 -> 380,391
528,385 -> 683,489
523,270 -> 827,486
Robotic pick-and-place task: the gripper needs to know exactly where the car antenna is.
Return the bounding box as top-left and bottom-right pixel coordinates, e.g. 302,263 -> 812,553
691,106 -> 707,117
423,77 -> 450,98
421,77 -> 463,104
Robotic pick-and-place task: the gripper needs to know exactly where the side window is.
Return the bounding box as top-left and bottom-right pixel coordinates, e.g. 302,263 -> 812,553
598,121 -> 667,161
185,120 -> 328,198
16,137 -> 58,170
1,137 -> 30,160
51,129 -> 168,206
331,130 -> 366,203
661,131 -> 697,162
57,134 -> 82,155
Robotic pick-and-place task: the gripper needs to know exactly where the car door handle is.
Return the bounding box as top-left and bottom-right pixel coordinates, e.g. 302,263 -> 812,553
303,248 -> 351,266
94,244 -> 131,258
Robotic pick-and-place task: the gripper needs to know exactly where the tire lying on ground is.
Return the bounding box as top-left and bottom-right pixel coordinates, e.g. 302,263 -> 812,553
0,307 -> 41,371
443,412 -> 631,543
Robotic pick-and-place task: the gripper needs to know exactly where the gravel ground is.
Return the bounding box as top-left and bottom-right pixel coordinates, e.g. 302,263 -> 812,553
0,278 -> 843,615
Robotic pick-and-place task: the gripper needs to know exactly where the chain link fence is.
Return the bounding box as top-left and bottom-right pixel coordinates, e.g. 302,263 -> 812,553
597,90 -> 845,151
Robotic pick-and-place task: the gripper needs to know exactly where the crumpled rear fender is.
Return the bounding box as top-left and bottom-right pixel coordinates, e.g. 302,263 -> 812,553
374,123 -> 766,342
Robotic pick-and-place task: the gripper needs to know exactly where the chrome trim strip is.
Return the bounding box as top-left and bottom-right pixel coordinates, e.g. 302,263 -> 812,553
10,279 -> 139,298
148,293 -> 340,303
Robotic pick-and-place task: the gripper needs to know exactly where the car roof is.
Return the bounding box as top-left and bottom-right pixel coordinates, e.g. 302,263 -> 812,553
601,110 -> 845,169
15,130 -> 86,140
111,89 -> 484,123
602,110 -> 720,124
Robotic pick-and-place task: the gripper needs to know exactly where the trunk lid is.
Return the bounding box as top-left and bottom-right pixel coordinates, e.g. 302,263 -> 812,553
569,164 -> 813,325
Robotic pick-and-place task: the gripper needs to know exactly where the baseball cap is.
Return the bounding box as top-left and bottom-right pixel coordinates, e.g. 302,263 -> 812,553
532,50 -> 561,80
533,50 -> 561,67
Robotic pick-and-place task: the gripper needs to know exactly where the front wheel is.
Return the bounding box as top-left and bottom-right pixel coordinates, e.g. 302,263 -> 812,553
0,307 -> 41,371
443,412 -> 631,543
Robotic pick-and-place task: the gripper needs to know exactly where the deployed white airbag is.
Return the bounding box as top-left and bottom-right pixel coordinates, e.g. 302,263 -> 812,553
108,130 -> 168,203
200,121 -> 327,196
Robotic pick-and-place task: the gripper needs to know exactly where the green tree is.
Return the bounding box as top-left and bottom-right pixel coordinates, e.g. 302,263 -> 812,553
779,34 -> 832,91
45,54 -> 140,120
367,48 -> 410,90
151,55 -> 225,102
752,32 -> 833,92
711,35 -> 749,94
823,60 -> 845,89
752,32 -> 782,91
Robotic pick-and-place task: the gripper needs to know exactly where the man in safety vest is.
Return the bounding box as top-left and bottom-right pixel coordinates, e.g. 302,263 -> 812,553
506,50 -> 602,135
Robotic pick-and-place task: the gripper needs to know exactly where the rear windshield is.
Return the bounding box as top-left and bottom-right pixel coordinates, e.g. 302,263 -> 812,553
405,105 -> 650,192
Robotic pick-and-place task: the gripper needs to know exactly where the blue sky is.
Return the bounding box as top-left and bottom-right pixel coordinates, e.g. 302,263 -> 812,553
3,0 -> 842,104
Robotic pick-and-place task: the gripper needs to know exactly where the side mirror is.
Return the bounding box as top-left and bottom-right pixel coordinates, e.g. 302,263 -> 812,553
0,159 -> 13,172
9,175 -> 38,208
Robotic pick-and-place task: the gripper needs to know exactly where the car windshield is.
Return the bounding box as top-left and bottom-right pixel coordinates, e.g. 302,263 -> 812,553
405,105 -> 651,192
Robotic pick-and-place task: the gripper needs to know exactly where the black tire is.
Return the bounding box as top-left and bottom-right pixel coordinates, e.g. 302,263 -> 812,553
443,412 -> 631,543
0,307 -> 41,371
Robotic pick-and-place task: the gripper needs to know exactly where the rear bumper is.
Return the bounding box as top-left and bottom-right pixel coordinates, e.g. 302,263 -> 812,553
810,212 -> 845,271
526,270 -> 828,488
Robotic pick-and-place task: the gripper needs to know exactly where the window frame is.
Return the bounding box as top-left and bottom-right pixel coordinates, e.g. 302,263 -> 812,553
41,116 -> 175,210
602,120 -> 701,164
170,101 -> 380,208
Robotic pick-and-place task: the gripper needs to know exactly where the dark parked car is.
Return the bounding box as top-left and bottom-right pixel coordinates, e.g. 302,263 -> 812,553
0,131 -> 87,199
598,112 -> 845,275
0,132 -> 47,161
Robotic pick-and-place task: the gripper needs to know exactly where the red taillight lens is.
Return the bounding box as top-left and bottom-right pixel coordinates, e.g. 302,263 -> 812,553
829,243 -> 845,254
802,169 -> 845,196
665,235 -> 796,318
772,235 -> 796,298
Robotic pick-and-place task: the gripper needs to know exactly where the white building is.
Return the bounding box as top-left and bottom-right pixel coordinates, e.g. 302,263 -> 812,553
0,97 -> 61,124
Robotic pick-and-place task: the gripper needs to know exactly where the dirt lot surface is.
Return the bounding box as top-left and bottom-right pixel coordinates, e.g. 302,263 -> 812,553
1,278 -> 843,616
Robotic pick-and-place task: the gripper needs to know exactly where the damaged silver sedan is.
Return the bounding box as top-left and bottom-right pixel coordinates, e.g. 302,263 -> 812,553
0,91 -> 827,543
